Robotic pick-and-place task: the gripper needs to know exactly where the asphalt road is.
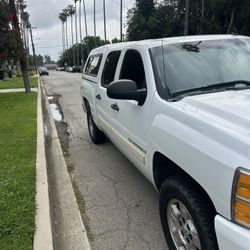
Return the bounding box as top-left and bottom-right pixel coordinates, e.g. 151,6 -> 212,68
42,71 -> 168,250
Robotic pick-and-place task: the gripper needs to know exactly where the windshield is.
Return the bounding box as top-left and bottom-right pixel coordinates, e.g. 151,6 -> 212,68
150,38 -> 250,98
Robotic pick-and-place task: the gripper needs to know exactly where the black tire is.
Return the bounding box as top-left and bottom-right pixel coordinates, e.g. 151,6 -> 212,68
86,106 -> 106,144
159,175 -> 218,250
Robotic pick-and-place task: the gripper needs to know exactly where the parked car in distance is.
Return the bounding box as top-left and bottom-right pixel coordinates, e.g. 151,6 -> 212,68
66,66 -> 73,72
38,67 -> 49,76
56,67 -> 65,71
81,35 -> 250,250
72,65 -> 82,73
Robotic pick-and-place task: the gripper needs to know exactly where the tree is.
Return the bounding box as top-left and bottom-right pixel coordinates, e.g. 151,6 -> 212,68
126,0 -> 155,41
9,0 -> 30,92
57,36 -> 108,67
44,55 -> 53,64
111,37 -> 119,43
126,0 -> 250,41
36,54 -> 44,66
58,12 -> 67,52
67,5 -> 76,65
0,1 -> 18,65
79,0 -> 84,64
82,0 -> 89,54
74,0 -> 80,65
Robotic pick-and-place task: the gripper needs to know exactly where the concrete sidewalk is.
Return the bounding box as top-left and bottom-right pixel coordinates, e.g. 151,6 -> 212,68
0,87 -> 38,93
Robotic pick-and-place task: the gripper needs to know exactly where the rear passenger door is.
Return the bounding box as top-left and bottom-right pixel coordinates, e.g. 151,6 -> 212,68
96,50 -> 121,136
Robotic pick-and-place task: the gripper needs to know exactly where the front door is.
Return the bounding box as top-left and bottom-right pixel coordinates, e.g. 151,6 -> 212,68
110,48 -> 154,174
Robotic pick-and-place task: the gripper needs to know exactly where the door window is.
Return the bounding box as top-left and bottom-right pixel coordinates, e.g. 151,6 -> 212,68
101,51 -> 121,87
120,50 -> 146,89
85,55 -> 103,76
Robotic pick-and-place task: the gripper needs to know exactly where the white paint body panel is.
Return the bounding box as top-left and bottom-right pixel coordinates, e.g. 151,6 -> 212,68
215,215 -> 250,250
81,35 -> 250,247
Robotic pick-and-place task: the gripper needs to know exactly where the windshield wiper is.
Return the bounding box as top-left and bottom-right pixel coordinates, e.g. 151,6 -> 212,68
172,80 -> 250,97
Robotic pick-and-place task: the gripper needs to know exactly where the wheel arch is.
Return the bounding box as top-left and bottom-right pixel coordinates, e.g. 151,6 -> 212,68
153,151 -> 217,214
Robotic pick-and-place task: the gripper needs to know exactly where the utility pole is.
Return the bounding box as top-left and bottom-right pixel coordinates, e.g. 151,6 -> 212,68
103,0 -> 107,42
9,0 -> 31,92
120,0 -> 123,42
94,0 -> 97,47
184,0 -> 189,36
29,27 -> 37,74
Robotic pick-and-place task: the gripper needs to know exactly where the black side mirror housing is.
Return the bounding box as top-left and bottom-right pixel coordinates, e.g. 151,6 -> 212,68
107,80 -> 147,106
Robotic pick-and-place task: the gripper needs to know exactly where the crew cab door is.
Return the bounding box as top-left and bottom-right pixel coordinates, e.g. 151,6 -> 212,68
96,50 -> 121,136
109,47 -> 154,174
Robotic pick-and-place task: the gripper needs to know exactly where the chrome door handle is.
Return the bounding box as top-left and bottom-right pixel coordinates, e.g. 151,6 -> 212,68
111,103 -> 119,111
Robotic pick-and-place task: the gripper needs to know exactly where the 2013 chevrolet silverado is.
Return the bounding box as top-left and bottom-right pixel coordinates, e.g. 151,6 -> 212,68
81,35 -> 250,250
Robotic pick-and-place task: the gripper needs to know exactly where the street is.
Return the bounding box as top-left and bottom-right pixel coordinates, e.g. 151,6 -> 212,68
42,71 -> 167,250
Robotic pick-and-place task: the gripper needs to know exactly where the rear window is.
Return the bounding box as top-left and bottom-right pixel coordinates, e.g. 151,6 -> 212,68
84,55 -> 102,76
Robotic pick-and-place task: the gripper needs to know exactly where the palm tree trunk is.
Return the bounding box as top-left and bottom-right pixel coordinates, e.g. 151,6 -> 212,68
79,0 -> 83,64
94,0 -> 96,47
83,0 -> 89,54
103,0 -> 107,42
9,0 -> 30,92
184,0 -> 189,35
75,2 -> 79,65
71,15 -> 76,65
227,7 -> 236,34
61,22 -> 64,52
65,20 -> 69,66
120,0 -> 122,41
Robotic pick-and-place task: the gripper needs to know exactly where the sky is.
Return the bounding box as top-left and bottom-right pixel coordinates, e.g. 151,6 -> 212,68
25,0 -> 135,61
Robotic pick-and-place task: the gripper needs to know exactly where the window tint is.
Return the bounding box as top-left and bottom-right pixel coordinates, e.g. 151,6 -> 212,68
101,51 -> 121,87
120,50 -> 146,89
85,55 -> 102,76
150,38 -> 250,95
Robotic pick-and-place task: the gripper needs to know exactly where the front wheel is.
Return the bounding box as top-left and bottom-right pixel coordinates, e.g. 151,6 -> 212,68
86,107 -> 106,144
159,175 -> 218,250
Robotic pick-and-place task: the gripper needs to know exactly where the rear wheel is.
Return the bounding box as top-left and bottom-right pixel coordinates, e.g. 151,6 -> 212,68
159,175 -> 218,250
86,106 -> 106,144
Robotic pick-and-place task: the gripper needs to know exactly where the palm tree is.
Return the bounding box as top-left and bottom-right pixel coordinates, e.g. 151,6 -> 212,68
82,0 -> 89,54
103,0 -> 107,42
74,0 -> 79,65
94,0 -> 96,47
21,11 -> 30,52
58,12 -> 67,53
63,8 -> 69,50
79,0 -> 83,65
120,0 -> 123,41
9,0 -> 30,92
68,5 -> 76,65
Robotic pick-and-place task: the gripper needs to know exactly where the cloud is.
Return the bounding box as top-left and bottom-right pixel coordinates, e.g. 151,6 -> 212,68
25,0 -> 135,60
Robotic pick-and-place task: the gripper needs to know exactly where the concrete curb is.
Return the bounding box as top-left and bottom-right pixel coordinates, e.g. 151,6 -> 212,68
34,78 -> 53,249
41,80 -> 91,250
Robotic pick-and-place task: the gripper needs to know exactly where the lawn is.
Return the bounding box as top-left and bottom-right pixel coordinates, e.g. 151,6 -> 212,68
0,93 -> 37,250
0,76 -> 38,89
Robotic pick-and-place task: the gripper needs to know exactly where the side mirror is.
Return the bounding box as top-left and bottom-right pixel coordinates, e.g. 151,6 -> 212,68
107,80 -> 147,106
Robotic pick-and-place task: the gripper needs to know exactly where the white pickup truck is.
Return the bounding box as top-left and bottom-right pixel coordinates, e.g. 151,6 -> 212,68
81,35 -> 250,250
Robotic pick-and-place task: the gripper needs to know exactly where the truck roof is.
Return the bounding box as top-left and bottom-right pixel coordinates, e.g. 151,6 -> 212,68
90,34 -> 248,54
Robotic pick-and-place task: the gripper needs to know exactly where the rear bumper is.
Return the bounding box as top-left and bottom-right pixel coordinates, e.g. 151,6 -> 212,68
215,215 -> 250,250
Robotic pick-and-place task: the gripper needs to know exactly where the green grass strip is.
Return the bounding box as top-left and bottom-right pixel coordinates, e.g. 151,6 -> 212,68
0,93 -> 37,250
0,76 -> 38,89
